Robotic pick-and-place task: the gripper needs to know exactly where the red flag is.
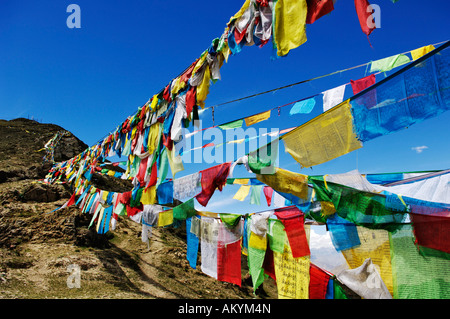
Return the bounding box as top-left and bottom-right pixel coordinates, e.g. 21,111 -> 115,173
306,0 -> 334,24
217,240 -> 242,286
274,206 -> 310,258
350,74 -> 376,95
196,163 -> 231,207
263,186 -> 274,206
354,0 -> 376,36
185,85 -> 197,116
410,212 -> 450,255
66,191 -> 77,207
309,264 -> 332,299
263,243 -> 276,281
136,156 -> 148,187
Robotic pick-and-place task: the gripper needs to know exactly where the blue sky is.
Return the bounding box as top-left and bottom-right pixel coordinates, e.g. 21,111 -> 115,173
1,0 -> 449,218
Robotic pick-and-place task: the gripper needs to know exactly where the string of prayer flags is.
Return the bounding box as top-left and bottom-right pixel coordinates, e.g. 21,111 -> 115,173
306,0 -> 335,24
196,162 -> 231,207
351,43 -> 450,142
289,97 -> 316,115
410,44 -> 435,61
354,0 -> 376,37
274,206 -> 310,258
273,0 -> 308,57
322,84 -> 346,112
282,100 -> 362,168
369,54 -> 410,73
244,110 -> 271,126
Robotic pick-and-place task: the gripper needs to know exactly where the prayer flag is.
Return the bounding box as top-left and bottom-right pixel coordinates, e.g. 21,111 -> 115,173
217,219 -> 243,286
173,198 -> 197,220
337,258 -> 392,299
196,162 -> 231,207
156,181 -> 173,205
141,186 -> 156,205
263,186 -> 274,206
306,0 -> 334,24
370,54 -> 410,73
282,100 -> 362,168
410,45 -> 435,61
244,110 -> 271,126
186,217 -> 199,269
233,185 -> 251,201
273,241 -> 310,299
274,206 -> 310,258
157,209 -> 173,227
256,167 -> 309,201
273,0 -> 308,57
250,185 -> 263,205
354,0 -> 376,36
309,264 -> 332,299
322,84 -> 346,111
289,97 -> 316,115
218,119 -> 244,130
389,225 -> 450,299
350,74 -> 376,95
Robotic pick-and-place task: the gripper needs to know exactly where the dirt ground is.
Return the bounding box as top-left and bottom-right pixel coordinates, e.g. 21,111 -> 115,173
0,183 -> 278,299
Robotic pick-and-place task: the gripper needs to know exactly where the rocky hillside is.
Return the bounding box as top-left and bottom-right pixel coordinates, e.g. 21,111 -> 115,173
0,118 -> 88,183
0,118 -> 277,299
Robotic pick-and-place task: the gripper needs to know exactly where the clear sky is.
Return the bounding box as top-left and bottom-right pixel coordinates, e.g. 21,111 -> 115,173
1,0 -> 449,217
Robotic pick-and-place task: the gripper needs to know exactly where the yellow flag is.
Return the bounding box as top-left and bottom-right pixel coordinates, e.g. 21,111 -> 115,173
244,110 -> 271,126
249,231 -> 267,251
281,100 -> 362,168
107,170 -> 115,177
141,186 -> 156,205
147,122 -> 161,155
167,147 -> 184,178
341,227 -> 394,296
233,185 -> 251,201
196,64 -> 211,109
273,239 -> 310,299
233,178 -> 250,185
410,45 -> 435,61
256,167 -> 309,200
273,0 -> 308,57
158,209 -> 173,227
